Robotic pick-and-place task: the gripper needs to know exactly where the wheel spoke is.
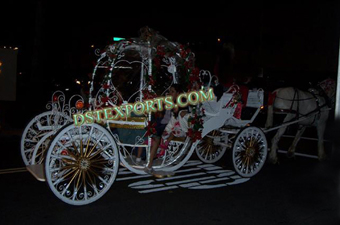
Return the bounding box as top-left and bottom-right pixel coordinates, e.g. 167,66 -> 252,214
50,154 -> 77,163
88,168 -> 108,186
245,157 -> 250,174
84,127 -> 94,157
83,181 -> 88,201
79,127 -> 83,157
75,170 -> 83,193
196,130 -> 226,163
85,169 -> 95,187
86,133 -> 105,158
91,157 -> 114,164
62,169 -> 80,196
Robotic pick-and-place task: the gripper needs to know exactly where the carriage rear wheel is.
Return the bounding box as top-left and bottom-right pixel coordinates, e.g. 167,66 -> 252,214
31,131 -> 54,165
196,130 -> 227,163
45,123 -> 119,205
21,111 -> 70,165
232,126 -> 267,178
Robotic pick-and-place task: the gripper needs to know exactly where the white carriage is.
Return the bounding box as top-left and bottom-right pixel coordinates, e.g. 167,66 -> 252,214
22,27 -> 268,205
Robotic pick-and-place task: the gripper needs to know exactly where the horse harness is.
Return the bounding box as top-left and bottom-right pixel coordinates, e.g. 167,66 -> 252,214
274,88 -> 327,125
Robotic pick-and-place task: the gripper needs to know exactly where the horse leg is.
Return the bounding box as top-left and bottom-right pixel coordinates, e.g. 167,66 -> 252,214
317,121 -> 327,161
269,114 -> 295,164
265,105 -> 274,128
287,125 -> 306,158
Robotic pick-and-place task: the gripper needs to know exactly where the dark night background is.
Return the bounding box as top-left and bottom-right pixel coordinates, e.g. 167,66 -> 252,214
0,0 -> 339,129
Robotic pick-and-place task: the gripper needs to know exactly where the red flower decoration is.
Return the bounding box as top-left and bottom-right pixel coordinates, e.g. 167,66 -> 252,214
187,128 -> 193,137
53,95 -> 58,102
192,67 -> 200,76
145,121 -> 157,136
189,75 -> 198,82
233,102 -> 243,119
149,77 -> 156,86
154,57 -> 161,68
156,46 -> 166,57
84,103 -> 90,109
142,89 -> 157,99
186,128 -> 202,142
101,96 -> 109,103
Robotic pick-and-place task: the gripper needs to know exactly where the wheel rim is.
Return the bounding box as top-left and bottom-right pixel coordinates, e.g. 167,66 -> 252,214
45,123 -> 119,205
232,127 -> 267,178
21,111 -> 70,165
196,130 -> 227,163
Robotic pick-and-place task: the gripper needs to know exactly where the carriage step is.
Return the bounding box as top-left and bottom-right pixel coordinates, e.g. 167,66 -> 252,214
26,164 -> 46,182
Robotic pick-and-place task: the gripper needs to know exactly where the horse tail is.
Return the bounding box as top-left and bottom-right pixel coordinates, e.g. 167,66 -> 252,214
265,92 -> 277,128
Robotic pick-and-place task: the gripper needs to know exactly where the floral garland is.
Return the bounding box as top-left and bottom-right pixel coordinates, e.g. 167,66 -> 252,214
226,91 -> 243,119
142,89 -> 157,99
179,44 -> 201,91
145,121 -> 157,137
187,106 -> 204,142
147,43 -> 201,93
100,83 -> 112,104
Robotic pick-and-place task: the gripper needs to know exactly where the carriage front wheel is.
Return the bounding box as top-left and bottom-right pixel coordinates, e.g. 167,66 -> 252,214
232,126 -> 267,178
45,123 -> 119,205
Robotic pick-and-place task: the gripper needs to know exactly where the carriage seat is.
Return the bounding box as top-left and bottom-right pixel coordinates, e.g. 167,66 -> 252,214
239,89 -> 264,121
202,92 -> 233,117
244,89 -> 263,108
214,89 -> 264,128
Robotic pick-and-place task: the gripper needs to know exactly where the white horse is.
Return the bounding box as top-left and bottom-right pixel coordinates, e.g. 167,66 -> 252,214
265,79 -> 335,164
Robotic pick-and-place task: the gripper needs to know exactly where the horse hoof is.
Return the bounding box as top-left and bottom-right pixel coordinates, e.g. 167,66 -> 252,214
318,154 -> 327,161
268,156 -> 279,164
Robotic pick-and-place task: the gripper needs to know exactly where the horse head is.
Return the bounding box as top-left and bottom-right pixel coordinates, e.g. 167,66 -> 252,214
317,78 -> 336,107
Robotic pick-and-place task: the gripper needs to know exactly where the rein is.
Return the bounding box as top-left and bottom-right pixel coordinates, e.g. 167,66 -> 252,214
275,96 -> 315,101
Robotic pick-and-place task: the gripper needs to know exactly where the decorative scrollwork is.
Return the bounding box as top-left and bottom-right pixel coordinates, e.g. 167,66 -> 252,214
199,70 -> 213,88
93,80 -> 122,108
46,91 -> 85,120
135,135 -> 146,145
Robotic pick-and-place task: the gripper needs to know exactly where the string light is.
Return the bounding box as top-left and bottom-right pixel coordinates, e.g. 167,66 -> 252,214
1,46 -> 19,50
